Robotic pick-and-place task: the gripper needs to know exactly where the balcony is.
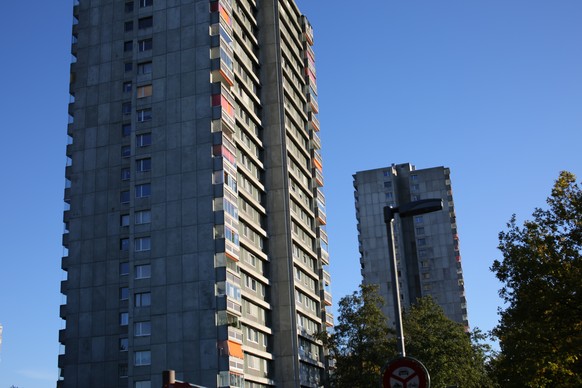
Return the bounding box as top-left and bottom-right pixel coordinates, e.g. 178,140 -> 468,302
318,228 -> 328,245
324,311 -> 334,327
322,290 -> 332,306
320,248 -> 329,265
320,268 -> 331,286
59,304 -> 67,319
314,168 -> 324,187
302,16 -> 314,46
308,106 -> 320,133
316,207 -> 326,225
311,131 -> 321,150
312,150 -> 323,172
307,92 -> 319,114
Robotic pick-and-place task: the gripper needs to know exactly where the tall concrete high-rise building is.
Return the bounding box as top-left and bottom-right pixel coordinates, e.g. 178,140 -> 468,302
59,1 -> 332,387
353,163 -> 468,328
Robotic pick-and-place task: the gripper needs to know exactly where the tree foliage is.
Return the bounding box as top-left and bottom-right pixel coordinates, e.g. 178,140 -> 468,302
403,297 -> 495,388
320,284 -> 395,388
490,171 -> 582,387
322,286 -> 493,387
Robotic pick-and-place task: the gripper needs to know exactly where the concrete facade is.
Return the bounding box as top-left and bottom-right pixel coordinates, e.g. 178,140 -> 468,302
59,1 -> 332,387
353,164 -> 468,328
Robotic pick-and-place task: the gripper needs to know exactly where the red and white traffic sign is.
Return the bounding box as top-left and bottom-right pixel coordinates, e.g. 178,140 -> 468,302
383,357 -> 430,388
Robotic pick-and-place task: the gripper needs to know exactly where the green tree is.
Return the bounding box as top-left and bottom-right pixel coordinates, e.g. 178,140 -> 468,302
490,171 -> 582,387
403,296 -> 495,388
319,284 -> 395,388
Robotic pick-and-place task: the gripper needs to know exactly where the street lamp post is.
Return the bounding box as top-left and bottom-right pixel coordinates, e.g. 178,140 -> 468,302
383,199 -> 443,357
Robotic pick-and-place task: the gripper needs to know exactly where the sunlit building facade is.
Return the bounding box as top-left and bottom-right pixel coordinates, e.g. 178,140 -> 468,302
353,164 -> 468,328
59,1 -> 332,387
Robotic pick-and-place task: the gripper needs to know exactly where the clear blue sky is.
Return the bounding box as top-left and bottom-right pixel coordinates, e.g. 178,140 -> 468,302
1,1 -> 581,387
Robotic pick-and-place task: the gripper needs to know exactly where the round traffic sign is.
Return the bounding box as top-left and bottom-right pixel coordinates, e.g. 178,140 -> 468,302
382,356 -> 430,388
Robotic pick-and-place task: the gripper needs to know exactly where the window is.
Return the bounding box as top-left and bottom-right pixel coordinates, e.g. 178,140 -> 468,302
135,264 -> 151,279
120,238 -> 129,251
120,287 -> 129,300
124,62 -> 133,72
135,210 -> 151,224
122,102 -> 132,115
119,364 -> 128,378
134,237 -> 151,251
385,192 -> 393,200
139,0 -> 153,7
123,81 -> 132,92
134,350 -> 151,366
122,145 -> 131,158
137,109 -> 152,122
414,216 -> 424,224
124,21 -> 133,32
124,41 -> 133,52
134,321 -> 151,336
416,227 -> 425,235
135,184 -> 151,198
137,61 -> 152,74
125,2 -> 134,12
137,84 -> 152,98
136,133 -> 152,147
417,238 -> 426,246
120,312 -> 129,326
120,338 -> 129,351
135,381 -> 152,388
136,158 -> 151,172
138,17 -> 153,30
384,181 -> 392,188
121,190 -> 130,204
122,123 -> 131,137
411,184 -> 420,191
138,39 -> 152,52
121,168 -> 131,180
121,214 -> 130,227
135,292 -> 151,307
411,174 -> 418,181
120,262 -> 129,276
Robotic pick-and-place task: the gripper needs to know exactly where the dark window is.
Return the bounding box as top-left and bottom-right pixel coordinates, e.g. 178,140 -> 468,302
137,109 -> 152,122
120,287 -> 129,300
136,158 -> 151,172
121,145 -> 131,158
120,238 -> 129,251
125,2 -> 134,12
121,214 -> 130,227
124,62 -> 133,72
121,168 -> 131,180
122,123 -> 131,137
137,133 -> 152,147
135,292 -> 151,306
136,184 -> 151,198
123,41 -> 133,52
122,102 -> 132,115
134,321 -> 151,336
124,21 -> 133,32
138,17 -> 153,30
119,262 -> 130,275
123,82 -> 132,93
119,363 -> 128,377
138,61 -> 152,74
140,0 -> 153,7
119,338 -> 129,351
384,181 -> 392,188
120,190 -> 130,203
138,39 -> 152,52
